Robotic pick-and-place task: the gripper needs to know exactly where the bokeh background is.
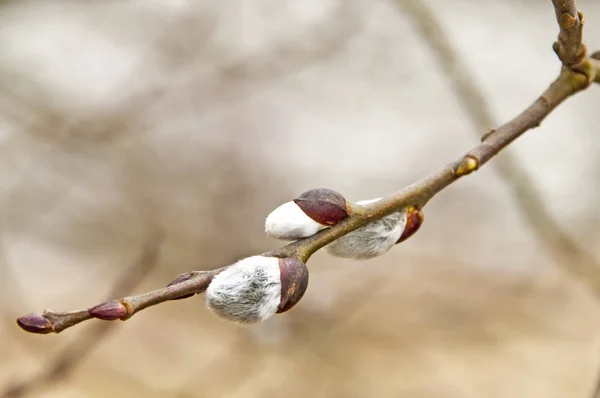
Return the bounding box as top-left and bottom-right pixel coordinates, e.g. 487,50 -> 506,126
1,0 -> 600,397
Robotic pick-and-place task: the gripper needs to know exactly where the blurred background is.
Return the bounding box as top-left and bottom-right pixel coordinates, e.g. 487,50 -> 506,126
1,0 -> 600,397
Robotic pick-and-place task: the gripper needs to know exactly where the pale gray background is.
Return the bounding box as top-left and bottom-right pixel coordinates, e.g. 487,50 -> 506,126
1,1 -> 600,397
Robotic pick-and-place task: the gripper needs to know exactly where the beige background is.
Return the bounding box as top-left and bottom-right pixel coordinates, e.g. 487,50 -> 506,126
1,0 -> 600,397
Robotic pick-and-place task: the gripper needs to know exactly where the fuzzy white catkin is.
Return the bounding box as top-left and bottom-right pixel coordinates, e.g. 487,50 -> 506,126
326,198 -> 408,260
206,256 -> 282,324
265,201 -> 326,240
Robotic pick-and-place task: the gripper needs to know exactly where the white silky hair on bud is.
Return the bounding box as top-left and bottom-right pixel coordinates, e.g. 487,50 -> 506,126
206,256 -> 282,324
265,201 -> 326,240
326,198 -> 407,260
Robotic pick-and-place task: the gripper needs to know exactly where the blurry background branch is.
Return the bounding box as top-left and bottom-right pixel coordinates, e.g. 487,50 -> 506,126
393,1 -> 600,396
0,2 -> 365,395
0,0 -> 362,148
2,1 -> 600,397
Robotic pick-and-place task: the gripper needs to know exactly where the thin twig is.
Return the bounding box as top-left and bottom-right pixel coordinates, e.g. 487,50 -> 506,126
13,0 -> 600,337
16,269 -> 214,335
3,228 -> 164,398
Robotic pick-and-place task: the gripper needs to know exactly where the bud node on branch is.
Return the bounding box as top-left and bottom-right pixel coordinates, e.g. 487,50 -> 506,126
454,155 -> 480,177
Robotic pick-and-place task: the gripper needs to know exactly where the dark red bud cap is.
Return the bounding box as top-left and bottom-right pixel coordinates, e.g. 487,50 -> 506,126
276,257 -> 309,314
397,207 -> 424,244
293,188 -> 348,226
89,301 -> 127,321
16,313 -> 53,334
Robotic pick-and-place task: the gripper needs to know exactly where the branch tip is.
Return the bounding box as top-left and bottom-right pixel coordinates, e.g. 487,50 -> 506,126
16,313 -> 53,334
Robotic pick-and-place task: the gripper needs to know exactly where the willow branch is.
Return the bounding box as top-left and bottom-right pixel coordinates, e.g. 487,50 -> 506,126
393,0 -> 600,294
15,0 -> 599,336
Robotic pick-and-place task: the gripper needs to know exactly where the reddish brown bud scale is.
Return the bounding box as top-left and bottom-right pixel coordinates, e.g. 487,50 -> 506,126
397,207 -> 424,244
16,313 -> 53,334
89,301 -> 127,321
276,257 -> 309,314
293,188 -> 348,226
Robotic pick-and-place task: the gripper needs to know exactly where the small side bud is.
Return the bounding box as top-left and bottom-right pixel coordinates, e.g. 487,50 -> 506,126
265,188 -> 348,240
89,301 -> 128,321
16,314 -> 53,334
206,255 -> 309,324
166,273 -> 196,300
455,155 -> 480,177
326,199 -> 408,260
396,206 -> 424,244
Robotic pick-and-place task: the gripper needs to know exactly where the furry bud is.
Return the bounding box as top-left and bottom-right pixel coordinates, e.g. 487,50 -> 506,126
265,188 -> 349,240
326,198 -> 409,260
206,255 -> 309,324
